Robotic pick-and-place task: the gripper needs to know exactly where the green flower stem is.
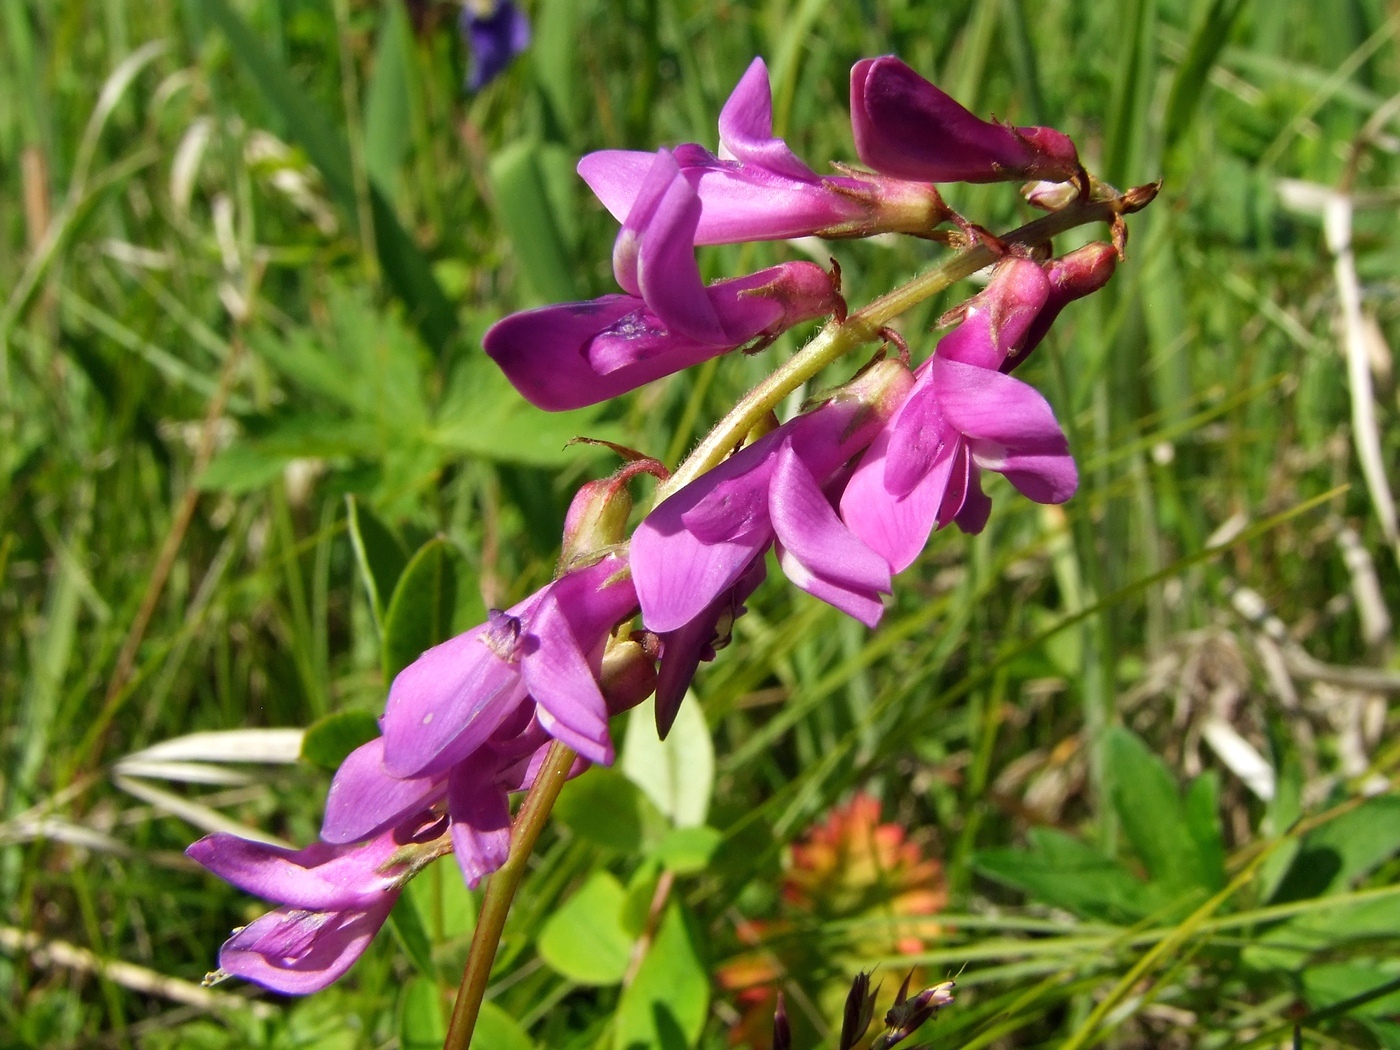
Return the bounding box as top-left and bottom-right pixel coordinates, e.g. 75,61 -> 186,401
657,198 -> 1123,502
443,739 -> 577,1050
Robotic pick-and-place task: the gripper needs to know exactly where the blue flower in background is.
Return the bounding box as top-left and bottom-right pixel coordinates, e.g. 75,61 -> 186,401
461,0 -> 531,92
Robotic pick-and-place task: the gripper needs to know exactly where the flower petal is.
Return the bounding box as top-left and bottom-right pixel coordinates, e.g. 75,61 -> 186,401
840,426 -> 958,574
187,834 -> 395,911
218,899 -> 394,995
769,439 -> 890,625
518,593 -> 615,766
577,149 -> 656,224
321,738 -> 445,846
380,622 -> 531,780
953,462 -> 993,533
448,761 -> 511,889
931,356 -> 1076,503
716,57 -> 815,180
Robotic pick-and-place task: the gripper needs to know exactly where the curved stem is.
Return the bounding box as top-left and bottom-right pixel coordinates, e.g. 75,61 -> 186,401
657,199 -> 1119,501
443,740 -> 577,1050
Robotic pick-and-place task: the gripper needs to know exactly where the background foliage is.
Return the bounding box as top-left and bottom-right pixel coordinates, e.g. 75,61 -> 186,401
2,0 -> 1399,1047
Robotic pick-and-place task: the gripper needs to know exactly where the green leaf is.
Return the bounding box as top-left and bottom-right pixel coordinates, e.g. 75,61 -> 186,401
1183,770 -> 1226,892
614,903 -> 708,1050
974,827 -> 1161,923
536,871 -> 635,985
532,0 -> 580,135
1163,0 -> 1249,149
300,710 -> 380,772
403,855 -> 478,944
487,140 -> 578,304
399,977 -> 446,1050
197,443 -> 292,493
620,858 -> 662,938
364,1 -> 413,195
203,0 -> 457,354
1106,726 -> 1214,896
553,767 -> 655,854
345,495 -> 409,631
651,825 -> 722,876
382,537 -> 460,682
620,694 -> 714,828
387,894 -> 437,980
1271,795 -> 1400,901
474,1001 -> 536,1050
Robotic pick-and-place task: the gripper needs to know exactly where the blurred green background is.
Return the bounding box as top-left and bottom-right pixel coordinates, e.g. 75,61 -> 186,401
3,0 -> 1400,1047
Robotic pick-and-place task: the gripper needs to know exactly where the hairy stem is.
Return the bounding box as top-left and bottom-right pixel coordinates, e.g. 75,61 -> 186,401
443,740 -> 577,1050
658,198 -> 1121,501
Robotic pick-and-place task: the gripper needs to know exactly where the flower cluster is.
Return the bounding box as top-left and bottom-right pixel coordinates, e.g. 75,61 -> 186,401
191,54 -> 1137,995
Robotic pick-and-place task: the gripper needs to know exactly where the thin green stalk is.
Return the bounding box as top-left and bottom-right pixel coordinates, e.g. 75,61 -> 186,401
658,198 -> 1126,501
442,740 -> 577,1050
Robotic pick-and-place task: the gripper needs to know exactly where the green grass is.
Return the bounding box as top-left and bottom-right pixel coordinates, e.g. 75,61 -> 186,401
2,0 -> 1399,1048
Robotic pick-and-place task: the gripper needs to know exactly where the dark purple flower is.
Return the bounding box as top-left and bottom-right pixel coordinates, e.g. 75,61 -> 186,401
486,148 -> 840,411
839,258 -> 1079,574
379,554 -> 638,777
187,814 -> 445,994
850,56 -> 1084,186
579,58 -> 950,246
461,0 -> 530,92
630,360 -> 913,639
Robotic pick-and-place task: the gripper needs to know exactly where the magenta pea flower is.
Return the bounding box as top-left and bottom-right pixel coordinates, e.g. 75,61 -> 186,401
379,553 -> 637,778
631,359 -> 913,640
485,147 -> 841,411
850,56 -> 1084,186
187,814 -> 445,994
838,258 -> 1079,574
578,58 -> 950,246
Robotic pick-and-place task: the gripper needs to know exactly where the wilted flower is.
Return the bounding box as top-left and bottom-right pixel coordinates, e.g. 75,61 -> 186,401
839,258 -> 1078,573
631,360 -> 913,639
579,58 -> 952,247
850,56 -> 1084,186
461,0 -> 530,92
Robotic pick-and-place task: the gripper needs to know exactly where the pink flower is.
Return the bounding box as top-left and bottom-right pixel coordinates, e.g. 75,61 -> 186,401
631,360 -> 913,639
850,56 -> 1084,185
838,258 -> 1079,574
379,553 -> 638,777
579,59 -> 949,246
187,816 -> 442,994
485,148 -> 840,411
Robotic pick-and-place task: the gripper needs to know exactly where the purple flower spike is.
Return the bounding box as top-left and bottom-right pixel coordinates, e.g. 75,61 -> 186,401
461,0 -> 530,92
484,261 -> 838,411
187,817 -> 442,994
380,554 -> 638,778
851,56 -> 1084,186
579,58 -> 950,246
840,258 -> 1080,573
631,359 -> 913,637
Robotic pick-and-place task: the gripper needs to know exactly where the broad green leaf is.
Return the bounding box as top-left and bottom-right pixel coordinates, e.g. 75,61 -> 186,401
621,859 -> 663,938
197,443 -> 292,493
487,140 -> 578,304
383,537 -> 460,682
621,694 -> 714,828
975,827 -> 1161,923
300,710 -> 380,772
399,977 -> 446,1050
1183,770 -> 1226,892
1106,726 -> 1215,896
651,825 -> 722,876
1270,795 -> 1400,902
345,495 -> 409,629
1304,963 -> 1400,1049
474,1001 -> 536,1050
536,871 -> 634,985
532,0 -> 580,135
553,767 -> 656,854
364,1 -> 413,195
614,903 -> 708,1050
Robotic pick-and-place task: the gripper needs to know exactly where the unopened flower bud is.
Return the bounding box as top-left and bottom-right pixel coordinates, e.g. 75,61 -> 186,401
560,477 -> 633,570
1005,242 -> 1118,369
840,357 -> 917,426
599,636 -> 657,715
